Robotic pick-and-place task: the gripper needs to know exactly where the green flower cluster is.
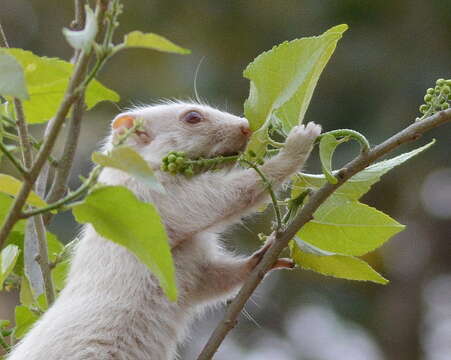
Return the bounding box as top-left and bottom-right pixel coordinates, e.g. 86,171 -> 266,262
418,78 -> 450,120
161,151 -> 240,177
160,151 -> 193,176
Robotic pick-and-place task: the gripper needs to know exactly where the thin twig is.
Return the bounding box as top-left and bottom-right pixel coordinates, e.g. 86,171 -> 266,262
32,216 -> 55,304
241,159 -> 283,231
13,99 -> 34,170
196,109 -> 451,360
0,21 -> 9,47
21,166 -> 102,218
1,132 -> 59,167
0,142 -> 28,177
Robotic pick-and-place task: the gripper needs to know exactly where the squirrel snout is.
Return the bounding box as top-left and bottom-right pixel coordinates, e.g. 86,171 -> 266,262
240,125 -> 252,138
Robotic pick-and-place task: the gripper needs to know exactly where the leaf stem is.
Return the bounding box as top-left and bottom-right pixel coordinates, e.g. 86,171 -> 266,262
240,159 -> 283,232
0,142 -> 28,177
318,129 -> 370,152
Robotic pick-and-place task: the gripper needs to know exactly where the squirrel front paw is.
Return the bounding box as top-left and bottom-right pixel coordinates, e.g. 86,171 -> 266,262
283,122 -> 322,157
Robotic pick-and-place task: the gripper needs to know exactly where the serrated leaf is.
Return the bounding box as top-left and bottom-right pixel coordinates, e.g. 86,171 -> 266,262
62,6 -> 98,52
0,50 -> 29,100
92,146 -> 165,193
0,174 -> 47,208
319,133 -> 339,184
72,186 -> 177,300
4,49 -> 119,123
244,24 -> 348,155
298,197 -> 405,256
293,140 -> 435,200
0,245 -> 20,287
121,31 -> 190,54
14,305 -> 39,339
290,241 -> 388,284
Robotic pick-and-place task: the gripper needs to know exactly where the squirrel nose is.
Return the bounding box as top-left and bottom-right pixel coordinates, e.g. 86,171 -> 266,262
240,125 -> 252,138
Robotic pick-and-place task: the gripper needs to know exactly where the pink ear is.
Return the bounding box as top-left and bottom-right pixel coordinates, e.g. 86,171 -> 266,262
112,114 -> 135,130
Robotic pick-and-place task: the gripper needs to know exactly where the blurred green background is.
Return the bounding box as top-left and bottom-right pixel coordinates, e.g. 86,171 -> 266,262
1,1 -> 451,359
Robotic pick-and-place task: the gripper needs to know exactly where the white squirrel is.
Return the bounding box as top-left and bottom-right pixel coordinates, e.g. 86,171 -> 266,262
7,101 -> 321,360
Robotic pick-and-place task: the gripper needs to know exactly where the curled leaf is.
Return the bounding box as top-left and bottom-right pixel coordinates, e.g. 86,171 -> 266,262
62,6 -> 98,52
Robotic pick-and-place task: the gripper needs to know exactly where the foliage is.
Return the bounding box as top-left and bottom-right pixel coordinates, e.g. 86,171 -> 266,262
0,1 -> 446,352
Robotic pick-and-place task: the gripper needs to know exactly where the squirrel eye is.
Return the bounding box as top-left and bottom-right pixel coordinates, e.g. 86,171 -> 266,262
183,111 -> 203,124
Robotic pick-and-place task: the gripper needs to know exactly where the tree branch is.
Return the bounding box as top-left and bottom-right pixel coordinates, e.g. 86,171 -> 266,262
196,109 -> 451,360
0,1 -> 110,250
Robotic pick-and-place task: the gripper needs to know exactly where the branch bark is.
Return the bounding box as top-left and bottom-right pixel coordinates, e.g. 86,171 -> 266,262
197,109 -> 451,360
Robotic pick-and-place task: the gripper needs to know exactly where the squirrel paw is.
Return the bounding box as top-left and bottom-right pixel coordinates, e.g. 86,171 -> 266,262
246,235 -> 295,272
284,122 -> 322,157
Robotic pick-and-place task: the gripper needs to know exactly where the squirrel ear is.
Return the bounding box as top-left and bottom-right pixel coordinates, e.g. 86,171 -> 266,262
111,113 -> 152,145
112,114 -> 135,130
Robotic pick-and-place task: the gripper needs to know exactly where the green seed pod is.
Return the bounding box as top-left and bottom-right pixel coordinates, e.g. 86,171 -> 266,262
446,80 -> 451,86
168,163 -> 177,173
436,78 -> 445,86
442,85 -> 450,94
257,159 -> 265,165
419,104 -> 429,114
162,156 -> 169,164
248,150 -> 257,158
435,86 -> 441,95
424,94 -> 432,103
168,154 -> 177,163
184,167 -> 194,176
439,96 -> 446,104
175,151 -> 185,157
160,163 -> 168,172
175,157 -> 185,166
426,88 -> 435,95
441,103 -> 450,110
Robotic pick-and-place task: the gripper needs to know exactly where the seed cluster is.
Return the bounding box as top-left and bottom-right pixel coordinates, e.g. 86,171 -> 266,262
418,78 -> 450,120
161,151 -> 239,176
160,151 -> 193,176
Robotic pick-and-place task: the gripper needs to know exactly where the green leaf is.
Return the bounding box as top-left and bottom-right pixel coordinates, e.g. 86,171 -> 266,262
290,241 -> 388,284
72,186 -> 177,300
52,261 -> 69,292
298,197 -> 404,256
46,232 -> 64,262
62,6 -> 98,52
243,24 -> 348,155
0,174 -> 47,208
4,49 -> 119,123
319,133 -> 340,184
19,276 -> 34,308
0,245 -> 20,287
92,147 -> 165,193
0,193 -> 25,234
294,140 -> 435,200
121,31 -> 190,54
0,50 -> 29,100
14,305 -> 39,339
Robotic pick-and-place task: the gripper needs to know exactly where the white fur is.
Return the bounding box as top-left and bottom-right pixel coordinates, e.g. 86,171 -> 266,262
8,102 -> 321,360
